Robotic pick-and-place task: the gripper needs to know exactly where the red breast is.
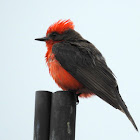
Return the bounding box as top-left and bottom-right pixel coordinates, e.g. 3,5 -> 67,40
45,42 -> 94,98
46,42 -> 83,90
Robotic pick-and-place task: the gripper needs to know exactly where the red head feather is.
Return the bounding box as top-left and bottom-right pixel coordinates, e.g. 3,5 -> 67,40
46,19 -> 74,35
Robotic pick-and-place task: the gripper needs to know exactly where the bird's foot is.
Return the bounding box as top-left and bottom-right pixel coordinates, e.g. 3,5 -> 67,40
76,93 -> 81,105
68,90 -> 80,105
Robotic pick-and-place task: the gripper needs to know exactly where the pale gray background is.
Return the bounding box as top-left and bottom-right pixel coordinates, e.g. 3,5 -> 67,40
0,0 -> 140,140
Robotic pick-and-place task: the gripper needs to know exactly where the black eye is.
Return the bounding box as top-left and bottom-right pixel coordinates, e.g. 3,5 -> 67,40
49,32 -> 61,41
51,32 -> 58,37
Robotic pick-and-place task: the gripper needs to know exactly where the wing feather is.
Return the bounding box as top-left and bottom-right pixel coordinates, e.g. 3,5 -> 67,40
52,40 -> 138,130
52,41 -> 118,108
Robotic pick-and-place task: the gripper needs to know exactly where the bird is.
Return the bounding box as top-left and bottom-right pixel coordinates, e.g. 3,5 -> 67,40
35,19 -> 138,131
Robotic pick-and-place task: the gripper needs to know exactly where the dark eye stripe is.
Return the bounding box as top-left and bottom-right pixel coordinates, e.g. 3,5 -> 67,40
51,32 -> 59,36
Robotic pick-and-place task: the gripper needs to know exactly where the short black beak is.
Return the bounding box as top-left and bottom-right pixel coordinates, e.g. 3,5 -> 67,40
35,36 -> 48,41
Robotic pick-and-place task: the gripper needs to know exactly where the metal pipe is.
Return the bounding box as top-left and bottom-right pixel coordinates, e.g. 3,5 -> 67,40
49,91 -> 76,140
34,91 -> 52,140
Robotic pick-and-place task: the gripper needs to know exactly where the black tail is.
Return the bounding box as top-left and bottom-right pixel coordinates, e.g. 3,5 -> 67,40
115,87 -> 138,131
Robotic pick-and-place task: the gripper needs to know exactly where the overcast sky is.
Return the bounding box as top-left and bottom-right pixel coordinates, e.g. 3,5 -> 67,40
0,0 -> 140,140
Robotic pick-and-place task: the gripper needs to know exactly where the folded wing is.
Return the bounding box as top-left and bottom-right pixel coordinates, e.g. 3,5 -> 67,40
52,40 -> 138,130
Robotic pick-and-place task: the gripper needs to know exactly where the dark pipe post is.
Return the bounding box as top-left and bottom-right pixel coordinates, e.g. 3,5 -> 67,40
49,91 -> 76,140
34,91 -> 52,140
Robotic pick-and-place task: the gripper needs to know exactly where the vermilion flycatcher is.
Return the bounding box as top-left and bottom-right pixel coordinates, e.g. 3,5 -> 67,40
35,19 -> 138,131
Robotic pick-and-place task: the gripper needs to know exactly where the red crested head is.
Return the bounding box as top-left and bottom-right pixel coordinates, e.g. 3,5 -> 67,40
46,19 -> 74,35
35,19 -> 82,44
